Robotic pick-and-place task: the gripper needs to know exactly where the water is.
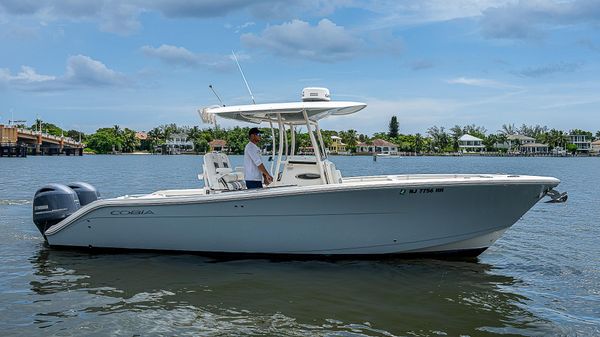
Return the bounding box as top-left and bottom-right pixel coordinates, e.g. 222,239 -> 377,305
1,155 -> 599,336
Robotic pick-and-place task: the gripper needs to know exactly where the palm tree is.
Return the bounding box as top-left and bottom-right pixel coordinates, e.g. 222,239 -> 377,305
450,125 -> 463,151
500,123 -> 516,135
414,133 -> 423,153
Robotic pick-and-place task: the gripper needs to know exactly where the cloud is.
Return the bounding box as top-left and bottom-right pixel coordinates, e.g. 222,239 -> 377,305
142,45 -> 199,67
153,0 -> 351,20
514,62 -> 582,78
0,0 -> 41,15
446,77 -> 519,89
0,0 -> 139,35
0,0 -> 355,35
65,55 -> 127,86
141,44 -> 235,71
152,0 -> 265,18
97,2 -> 142,35
578,38 -> 600,52
0,55 -> 127,91
241,19 -> 362,62
363,0 -> 514,29
409,59 -> 434,71
480,0 -> 600,39
225,21 -> 255,33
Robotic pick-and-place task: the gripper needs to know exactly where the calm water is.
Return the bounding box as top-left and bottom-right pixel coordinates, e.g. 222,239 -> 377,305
0,155 -> 598,336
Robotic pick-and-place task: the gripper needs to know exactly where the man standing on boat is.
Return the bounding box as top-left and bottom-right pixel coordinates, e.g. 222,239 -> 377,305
244,127 -> 273,189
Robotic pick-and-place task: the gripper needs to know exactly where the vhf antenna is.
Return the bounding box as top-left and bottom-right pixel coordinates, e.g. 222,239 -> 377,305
208,84 -> 225,106
232,50 -> 256,104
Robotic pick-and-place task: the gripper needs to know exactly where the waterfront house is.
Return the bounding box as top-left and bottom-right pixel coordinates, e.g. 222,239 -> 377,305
328,135 -> 347,154
356,139 -> 398,155
568,134 -> 591,153
520,143 -> 549,154
458,134 -> 484,152
166,133 -> 194,154
495,134 -> 535,151
209,139 -> 227,152
592,140 -> 600,154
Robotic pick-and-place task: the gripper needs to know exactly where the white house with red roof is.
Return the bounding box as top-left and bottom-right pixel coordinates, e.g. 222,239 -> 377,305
356,139 -> 398,154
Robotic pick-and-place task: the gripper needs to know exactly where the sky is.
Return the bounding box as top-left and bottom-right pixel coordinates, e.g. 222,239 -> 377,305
1,0 -> 599,135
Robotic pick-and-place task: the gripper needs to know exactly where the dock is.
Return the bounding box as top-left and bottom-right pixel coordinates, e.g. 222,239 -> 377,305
0,125 -> 84,157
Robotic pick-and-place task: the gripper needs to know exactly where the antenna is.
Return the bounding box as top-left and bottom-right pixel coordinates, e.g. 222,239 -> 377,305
232,50 -> 255,104
208,84 -> 225,106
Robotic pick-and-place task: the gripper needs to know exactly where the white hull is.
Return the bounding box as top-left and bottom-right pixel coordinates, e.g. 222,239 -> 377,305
44,174 -> 559,256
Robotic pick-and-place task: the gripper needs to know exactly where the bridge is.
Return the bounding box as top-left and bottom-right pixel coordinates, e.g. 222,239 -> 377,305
0,124 -> 84,157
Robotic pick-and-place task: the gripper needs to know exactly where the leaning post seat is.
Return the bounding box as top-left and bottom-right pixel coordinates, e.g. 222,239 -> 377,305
202,152 -> 246,191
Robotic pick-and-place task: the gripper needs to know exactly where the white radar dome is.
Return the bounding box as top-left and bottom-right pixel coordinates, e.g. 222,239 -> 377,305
302,87 -> 330,102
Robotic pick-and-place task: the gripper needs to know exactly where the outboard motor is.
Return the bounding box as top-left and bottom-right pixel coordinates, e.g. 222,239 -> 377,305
32,184 -> 80,237
67,182 -> 100,206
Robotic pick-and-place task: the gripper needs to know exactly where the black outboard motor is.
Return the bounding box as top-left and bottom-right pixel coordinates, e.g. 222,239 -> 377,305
32,184 -> 80,238
67,182 -> 100,206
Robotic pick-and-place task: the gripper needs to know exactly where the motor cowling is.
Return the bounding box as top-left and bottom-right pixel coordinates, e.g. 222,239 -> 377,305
32,184 -> 81,237
67,182 -> 100,206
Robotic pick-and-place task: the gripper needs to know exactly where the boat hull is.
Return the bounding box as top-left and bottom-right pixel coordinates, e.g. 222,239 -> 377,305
43,176 -> 557,257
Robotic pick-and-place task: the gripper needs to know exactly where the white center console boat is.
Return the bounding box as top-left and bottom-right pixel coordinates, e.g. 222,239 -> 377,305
32,88 -> 567,257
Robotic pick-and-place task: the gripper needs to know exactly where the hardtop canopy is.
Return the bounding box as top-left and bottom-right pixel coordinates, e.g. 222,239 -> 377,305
200,101 -> 367,125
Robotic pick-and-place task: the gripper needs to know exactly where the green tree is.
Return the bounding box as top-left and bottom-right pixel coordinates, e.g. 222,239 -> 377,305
338,129 -> 358,152
388,116 -> 399,138
414,133 -> 423,153
85,128 -> 121,154
427,126 -> 450,152
121,128 -> 139,153
146,127 -> 164,153
463,124 -> 487,140
66,129 -> 85,142
500,123 -> 516,135
483,134 -> 498,151
194,139 -> 209,153
569,129 -> 593,138
450,125 -> 464,152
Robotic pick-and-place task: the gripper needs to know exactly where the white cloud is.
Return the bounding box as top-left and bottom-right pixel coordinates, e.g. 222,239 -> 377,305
141,44 -> 235,71
446,77 -> 520,89
480,0 -> 600,39
65,55 -> 127,86
98,2 -> 142,35
0,55 -> 127,91
0,0 -> 139,35
241,19 -> 363,62
513,62 -> 583,78
142,45 -> 199,67
225,21 -> 255,33
0,1 -> 354,35
363,0 -> 514,29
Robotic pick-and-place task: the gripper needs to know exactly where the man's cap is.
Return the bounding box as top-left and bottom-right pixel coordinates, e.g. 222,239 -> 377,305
249,127 -> 261,136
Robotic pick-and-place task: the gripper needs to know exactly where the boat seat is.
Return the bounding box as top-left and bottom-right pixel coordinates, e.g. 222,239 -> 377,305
203,152 -> 246,191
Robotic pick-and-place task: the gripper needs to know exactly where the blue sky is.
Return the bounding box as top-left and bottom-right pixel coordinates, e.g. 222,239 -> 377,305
1,0 -> 599,135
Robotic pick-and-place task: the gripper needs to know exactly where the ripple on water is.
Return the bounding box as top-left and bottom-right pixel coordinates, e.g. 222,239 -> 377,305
0,199 -> 31,206
1,156 -> 599,336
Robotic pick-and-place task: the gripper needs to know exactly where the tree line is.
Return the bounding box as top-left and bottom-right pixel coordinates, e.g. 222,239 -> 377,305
16,118 -> 600,155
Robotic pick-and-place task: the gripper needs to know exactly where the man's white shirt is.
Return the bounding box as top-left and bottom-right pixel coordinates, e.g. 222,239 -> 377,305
244,142 -> 263,181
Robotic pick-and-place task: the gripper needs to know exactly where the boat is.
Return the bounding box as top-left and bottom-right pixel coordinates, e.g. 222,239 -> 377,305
376,152 -> 402,158
31,87 -> 567,257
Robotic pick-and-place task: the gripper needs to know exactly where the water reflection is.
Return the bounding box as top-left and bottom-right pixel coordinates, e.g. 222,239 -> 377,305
26,248 -> 558,336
